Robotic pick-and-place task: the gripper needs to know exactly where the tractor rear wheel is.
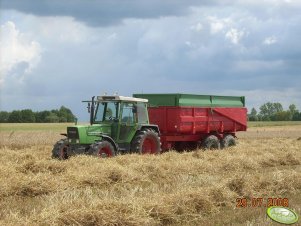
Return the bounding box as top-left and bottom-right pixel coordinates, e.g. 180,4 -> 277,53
92,141 -> 116,158
202,135 -> 220,150
131,128 -> 161,154
221,135 -> 236,148
52,139 -> 69,160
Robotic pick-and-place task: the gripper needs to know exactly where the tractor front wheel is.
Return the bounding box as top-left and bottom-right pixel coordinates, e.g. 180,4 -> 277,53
92,141 -> 116,158
52,139 -> 69,160
131,129 -> 161,154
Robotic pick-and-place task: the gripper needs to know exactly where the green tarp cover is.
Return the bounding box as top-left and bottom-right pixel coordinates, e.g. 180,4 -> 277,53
133,93 -> 245,107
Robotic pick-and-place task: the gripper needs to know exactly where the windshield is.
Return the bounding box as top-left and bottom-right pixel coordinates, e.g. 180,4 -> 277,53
94,102 -> 119,122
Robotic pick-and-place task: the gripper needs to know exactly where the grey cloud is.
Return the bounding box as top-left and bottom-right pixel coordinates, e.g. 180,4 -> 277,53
1,1 -> 301,119
1,0 -> 214,26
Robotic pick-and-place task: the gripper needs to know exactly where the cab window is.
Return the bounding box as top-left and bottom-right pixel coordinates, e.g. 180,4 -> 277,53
137,102 -> 148,123
104,102 -> 118,121
94,103 -> 105,122
121,103 -> 136,123
94,102 -> 118,122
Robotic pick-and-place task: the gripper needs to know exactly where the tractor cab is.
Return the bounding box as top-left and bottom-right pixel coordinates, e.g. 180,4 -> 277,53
90,96 -> 150,145
52,95 -> 161,159
93,96 -> 149,124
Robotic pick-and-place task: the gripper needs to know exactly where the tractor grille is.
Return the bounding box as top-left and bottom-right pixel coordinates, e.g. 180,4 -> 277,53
67,127 -> 79,139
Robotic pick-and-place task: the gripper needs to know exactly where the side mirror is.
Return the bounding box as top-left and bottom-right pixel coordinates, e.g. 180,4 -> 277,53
87,103 -> 91,113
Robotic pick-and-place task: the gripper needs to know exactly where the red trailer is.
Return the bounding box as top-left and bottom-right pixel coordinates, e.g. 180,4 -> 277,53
134,94 -> 247,151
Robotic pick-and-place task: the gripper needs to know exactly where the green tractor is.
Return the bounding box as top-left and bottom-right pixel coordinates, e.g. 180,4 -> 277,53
52,95 -> 161,159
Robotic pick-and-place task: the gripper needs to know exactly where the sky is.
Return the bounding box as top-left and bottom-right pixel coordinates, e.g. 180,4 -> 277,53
1,0 -> 301,121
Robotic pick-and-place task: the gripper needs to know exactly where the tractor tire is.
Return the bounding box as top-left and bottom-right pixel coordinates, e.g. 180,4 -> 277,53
131,128 -> 161,154
52,139 -> 69,160
202,135 -> 220,150
221,135 -> 236,148
91,141 -> 116,158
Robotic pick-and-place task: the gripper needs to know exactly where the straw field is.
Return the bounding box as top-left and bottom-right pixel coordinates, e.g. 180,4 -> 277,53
0,123 -> 300,225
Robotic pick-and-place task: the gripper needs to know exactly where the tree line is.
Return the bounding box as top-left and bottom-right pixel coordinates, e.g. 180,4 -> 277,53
248,102 -> 301,121
0,106 -> 76,123
1,103 -> 300,122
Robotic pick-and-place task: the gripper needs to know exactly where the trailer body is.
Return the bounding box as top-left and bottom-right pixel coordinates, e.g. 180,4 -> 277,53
133,93 -> 247,151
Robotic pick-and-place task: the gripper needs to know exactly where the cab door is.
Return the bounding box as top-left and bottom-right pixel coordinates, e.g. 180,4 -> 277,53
118,102 -> 137,144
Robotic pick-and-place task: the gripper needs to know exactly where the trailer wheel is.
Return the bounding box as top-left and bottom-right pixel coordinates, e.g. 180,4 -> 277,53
131,128 -> 161,154
92,141 -> 116,158
221,135 -> 236,148
202,135 -> 220,150
52,139 -> 69,160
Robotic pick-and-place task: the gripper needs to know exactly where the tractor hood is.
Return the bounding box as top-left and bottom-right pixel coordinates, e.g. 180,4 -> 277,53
67,123 -> 112,145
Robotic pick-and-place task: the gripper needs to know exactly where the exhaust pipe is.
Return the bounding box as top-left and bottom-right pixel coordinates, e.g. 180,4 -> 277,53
90,96 -> 95,125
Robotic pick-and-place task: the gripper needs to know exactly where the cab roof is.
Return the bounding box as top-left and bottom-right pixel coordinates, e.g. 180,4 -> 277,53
97,95 -> 148,103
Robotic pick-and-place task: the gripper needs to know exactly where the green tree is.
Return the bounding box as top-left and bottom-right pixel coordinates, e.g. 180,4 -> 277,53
20,109 -> 35,122
248,107 -> 258,121
45,112 -> 60,123
273,111 -> 291,121
58,106 -> 75,122
259,102 -> 283,121
273,103 -> 283,113
0,111 -> 10,122
293,112 -> 301,121
35,111 -> 51,122
2,107 -> 75,123
259,103 -> 271,121
289,104 -> 297,114
8,110 -> 22,123
288,104 -> 299,121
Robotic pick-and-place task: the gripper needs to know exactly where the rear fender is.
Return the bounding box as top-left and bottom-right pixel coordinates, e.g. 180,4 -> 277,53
138,124 -> 160,135
131,125 -> 161,146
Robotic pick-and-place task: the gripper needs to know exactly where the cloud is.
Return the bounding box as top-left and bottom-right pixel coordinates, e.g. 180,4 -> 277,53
1,1 -> 301,119
2,0 -> 301,28
222,88 -> 301,111
207,16 -> 231,34
0,21 -> 41,86
263,36 -> 277,45
0,0 -> 214,27
36,17 -> 90,44
190,22 -> 203,32
225,28 -> 244,44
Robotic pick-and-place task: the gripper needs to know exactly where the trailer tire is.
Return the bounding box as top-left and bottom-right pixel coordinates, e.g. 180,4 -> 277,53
221,135 -> 236,148
52,139 -> 69,160
131,128 -> 161,154
202,135 -> 220,150
92,141 -> 116,158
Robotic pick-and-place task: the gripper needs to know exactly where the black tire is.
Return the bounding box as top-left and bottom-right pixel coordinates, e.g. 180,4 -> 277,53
131,128 -> 161,154
52,139 -> 69,160
91,141 -> 116,158
202,135 -> 220,150
221,135 -> 236,148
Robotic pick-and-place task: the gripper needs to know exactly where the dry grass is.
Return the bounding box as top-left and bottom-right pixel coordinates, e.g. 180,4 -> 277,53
0,124 -> 301,225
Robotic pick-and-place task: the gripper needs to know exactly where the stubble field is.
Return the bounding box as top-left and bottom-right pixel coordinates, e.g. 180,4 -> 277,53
0,123 -> 300,225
